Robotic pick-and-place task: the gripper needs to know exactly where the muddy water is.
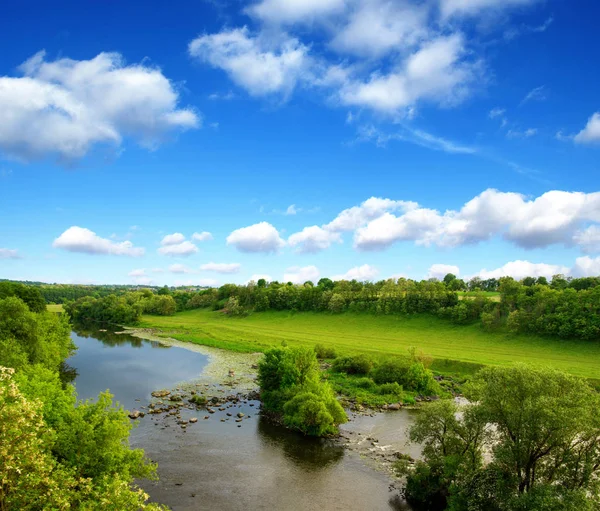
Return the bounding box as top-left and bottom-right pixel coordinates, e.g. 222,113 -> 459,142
69,327 -> 416,510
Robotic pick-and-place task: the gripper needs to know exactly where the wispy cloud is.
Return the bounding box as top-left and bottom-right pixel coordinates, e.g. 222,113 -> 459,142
520,85 -> 547,105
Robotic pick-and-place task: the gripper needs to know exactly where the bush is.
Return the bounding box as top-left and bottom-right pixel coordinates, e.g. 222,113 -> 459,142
314,343 -> 337,359
223,297 -> 247,316
376,382 -> 403,396
282,383 -> 347,436
372,358 -> 438,395
355,377 -> 376,389
332,354 -> 374,375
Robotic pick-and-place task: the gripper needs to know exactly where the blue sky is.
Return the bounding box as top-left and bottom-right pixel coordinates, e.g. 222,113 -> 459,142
1,0 -> 599,286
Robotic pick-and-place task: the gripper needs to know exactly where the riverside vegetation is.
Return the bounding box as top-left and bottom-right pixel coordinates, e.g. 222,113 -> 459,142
4,277 -> 600,509
0,285 -> 165,510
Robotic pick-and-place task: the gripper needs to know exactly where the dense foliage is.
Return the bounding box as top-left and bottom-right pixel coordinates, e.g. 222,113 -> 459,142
64,291 -> 177,324
258,346 -> 347,436
0,295 -> 165,510
397,365 -> 600,510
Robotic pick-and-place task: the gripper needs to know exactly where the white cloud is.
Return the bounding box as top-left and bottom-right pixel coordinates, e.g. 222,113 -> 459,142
339,34 -> 480,114
506,128 -> 537,138
0,248 -> 21,259
169,263 -> 196,274
574,113 -> 600,145
226,222 -> 285,253
285,204 -> 298,215
440,0 -> 538,19
520,85 -> 547,105
573,226 -> 600,254
288,226 -> 342,253
160,232 -> 186,246
189,28 -> 310,97
192,231 -> 213,242
325,197 -> 418,232
157,240 -> 199,257
248,0 -> 345,23
283,265 -> 320,284
248,274 -> 272,283
151,268 -> 165,273
200,262 -> 241,274
330,0 -> 428,58
53,226 -> 145,256
427,264 -> 460,280
332,264 -> 379,281
356,124 -> 477,154
132,276 -> 153,286
572,256 -> 600,277
351,189 -> 600,252
128,268 -> 147,277
489,107 -> 506,119
0,51 -> 198,162
472,260 -> 570,281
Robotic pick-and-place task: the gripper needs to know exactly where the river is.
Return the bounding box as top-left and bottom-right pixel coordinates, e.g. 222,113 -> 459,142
69,327 -> 417,510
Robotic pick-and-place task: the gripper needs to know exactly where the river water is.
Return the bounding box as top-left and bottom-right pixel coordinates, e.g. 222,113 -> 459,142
69,327 -> 417,510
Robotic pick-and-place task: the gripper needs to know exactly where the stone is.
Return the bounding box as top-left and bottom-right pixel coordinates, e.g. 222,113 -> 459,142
387,403 -> 401,411
151,390 -> 171,398
128,410 -> 143,420
189,417 -> 198,423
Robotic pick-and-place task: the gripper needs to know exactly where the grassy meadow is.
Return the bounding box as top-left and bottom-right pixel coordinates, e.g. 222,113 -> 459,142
139,309 -> 600,380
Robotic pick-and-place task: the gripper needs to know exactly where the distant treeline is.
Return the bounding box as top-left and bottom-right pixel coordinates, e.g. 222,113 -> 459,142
42,273 -> 600,340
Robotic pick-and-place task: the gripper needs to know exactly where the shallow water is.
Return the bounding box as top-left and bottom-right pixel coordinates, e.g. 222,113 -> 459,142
69,327 -> 415,510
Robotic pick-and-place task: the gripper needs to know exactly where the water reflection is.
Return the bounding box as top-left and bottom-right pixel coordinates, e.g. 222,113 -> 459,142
72,323 -> 170,349
68,326 -> 207,410
257,417 -> 345,469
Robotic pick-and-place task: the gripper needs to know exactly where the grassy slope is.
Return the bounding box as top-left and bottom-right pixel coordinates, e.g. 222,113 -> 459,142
139,309 -> 600,379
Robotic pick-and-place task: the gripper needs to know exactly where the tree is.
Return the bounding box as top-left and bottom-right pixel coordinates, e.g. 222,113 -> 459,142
443,273 -> 457,285
400,365 -> 600,510
317,278 -> 334,291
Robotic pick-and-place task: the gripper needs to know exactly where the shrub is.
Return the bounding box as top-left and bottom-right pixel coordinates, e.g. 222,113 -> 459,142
282,383 -> 347,436
376,382 -> 403,396
355,377 -> 376,389
372,358 -> 438,395
314,343 -> 337,359
223,297 -> 247,316
332,354 -> 374,375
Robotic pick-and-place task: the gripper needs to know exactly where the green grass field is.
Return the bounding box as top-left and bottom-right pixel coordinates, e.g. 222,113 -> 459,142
139,309 -> 600,379
47,304 -> 64,313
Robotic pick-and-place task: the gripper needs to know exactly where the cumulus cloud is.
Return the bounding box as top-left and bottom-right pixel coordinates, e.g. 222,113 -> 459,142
283,265 -> 320,284
160,233 -> 186,246
339,34 -> 481,114
572,256 -> 600,277
287,226 -> 342,253
53,226 -> 145,256
573,226 -> 600,254
248,0 -> 345,23
332,264 -> 379,281
330,0 -> 428,58
226,222 -> 285,253
325,197 -> 418,232
189,28 -> 311,97
351,189 -> 600,252
0,248 -> 21,259
574,112 -> 600,145
192,231 -> 213,242
0,51 -> 198,162
169,263 -> 196,274
427,264 -> 460,280
157,241 -> 199,257
152,268 -> 165,273
471,260 -> 570,281
200,262 -> 241,274
128,268 -> 147,277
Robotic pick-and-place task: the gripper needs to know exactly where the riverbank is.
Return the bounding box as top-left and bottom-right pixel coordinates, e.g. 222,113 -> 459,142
136,308 -> 600,379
